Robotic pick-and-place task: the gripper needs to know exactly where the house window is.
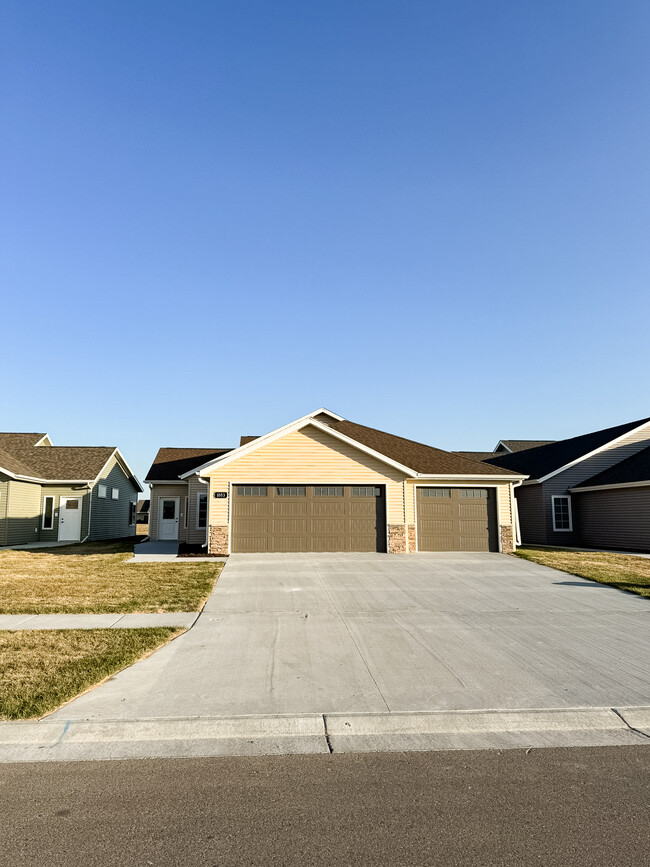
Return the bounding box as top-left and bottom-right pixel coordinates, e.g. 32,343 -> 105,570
196,492 -> 208,529
98,485 -> 107,499
112,488 -> 119,500
42,496 -> 54,529
276,486 -> 305,496
351,486 -> 381,497
184,496 -> 188,529
129,502 -> 136,525
552,495 -> 573,532
313,486 -> 344,496
237,486 -> 267,496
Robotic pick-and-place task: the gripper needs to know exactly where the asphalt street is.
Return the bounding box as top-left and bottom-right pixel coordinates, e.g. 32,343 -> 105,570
2,746 -> 649,866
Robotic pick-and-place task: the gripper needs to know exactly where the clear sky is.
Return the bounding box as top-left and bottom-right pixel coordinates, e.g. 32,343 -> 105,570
2,1 -> 649,488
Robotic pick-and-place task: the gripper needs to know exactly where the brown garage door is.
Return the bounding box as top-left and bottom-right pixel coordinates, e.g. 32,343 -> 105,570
232,485 -> 386,553
416,487 -> 498,552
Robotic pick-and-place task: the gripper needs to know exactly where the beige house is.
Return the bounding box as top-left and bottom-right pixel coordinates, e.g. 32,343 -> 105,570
0,432 -> 142,547
145,409 -> 526,555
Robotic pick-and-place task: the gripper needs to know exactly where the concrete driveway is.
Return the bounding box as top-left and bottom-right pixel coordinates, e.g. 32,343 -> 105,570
51,552 -> 650,721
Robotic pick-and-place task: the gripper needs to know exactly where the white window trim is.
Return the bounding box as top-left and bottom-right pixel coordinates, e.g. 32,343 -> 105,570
551,495 -> 573,532
42,495 -> 55,530
184,496 -> 188,529
196,491 -> 208,530
98,484 -> 107,499
129,502 -> 136,525
112,488 -> 119,500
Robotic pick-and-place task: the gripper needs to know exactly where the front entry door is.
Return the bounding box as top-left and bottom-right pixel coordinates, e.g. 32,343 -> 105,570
58,497 -> 82,541
158,497 -> 179,540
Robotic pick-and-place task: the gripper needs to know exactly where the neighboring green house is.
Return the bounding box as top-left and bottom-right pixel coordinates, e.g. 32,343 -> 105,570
0,432 -> 142,546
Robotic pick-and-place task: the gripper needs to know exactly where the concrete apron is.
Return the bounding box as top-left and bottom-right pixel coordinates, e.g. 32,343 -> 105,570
1,706 -> 649,763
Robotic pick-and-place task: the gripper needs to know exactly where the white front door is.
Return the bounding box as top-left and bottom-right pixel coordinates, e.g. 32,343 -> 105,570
158,497 -> 179,540
59,497 -> 82,541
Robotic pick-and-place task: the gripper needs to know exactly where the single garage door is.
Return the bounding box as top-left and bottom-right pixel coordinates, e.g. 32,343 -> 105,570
417,487 -> 498,552
232,485 -> 386,553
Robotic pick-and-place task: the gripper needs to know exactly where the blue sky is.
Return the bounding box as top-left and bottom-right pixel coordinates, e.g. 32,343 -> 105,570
2,1 -> 649,487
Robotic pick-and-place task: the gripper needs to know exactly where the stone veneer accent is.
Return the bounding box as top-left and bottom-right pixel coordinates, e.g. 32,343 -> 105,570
500,524 -> 514,554
209,525 -> 229,555
388,524 -> 407,554
407,524 -> 416,552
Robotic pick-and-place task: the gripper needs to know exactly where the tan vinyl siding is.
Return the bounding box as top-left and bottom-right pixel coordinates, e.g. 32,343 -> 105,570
90,454 -> 139,540
205,425 -> 407,526
38,486 -> 90,542
149,484 -> 188,541
5,480 -> 42,545
574,487 -> 650,552
405,479 -> 513,527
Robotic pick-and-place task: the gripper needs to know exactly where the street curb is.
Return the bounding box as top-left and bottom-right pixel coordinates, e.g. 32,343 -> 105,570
0,707 -> 649,763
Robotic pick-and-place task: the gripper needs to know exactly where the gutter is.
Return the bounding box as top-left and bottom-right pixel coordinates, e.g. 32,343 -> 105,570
512,480 -> 523,547
80,484 -> 93,544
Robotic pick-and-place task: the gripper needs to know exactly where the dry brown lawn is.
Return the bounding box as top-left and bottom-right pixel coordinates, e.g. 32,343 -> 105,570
0,540 -> 222,614
0,628 -> 182,719
514,547 -> 650,598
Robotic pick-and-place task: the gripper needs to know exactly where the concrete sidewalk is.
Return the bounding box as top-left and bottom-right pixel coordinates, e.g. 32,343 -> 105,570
0,612 -> 199,630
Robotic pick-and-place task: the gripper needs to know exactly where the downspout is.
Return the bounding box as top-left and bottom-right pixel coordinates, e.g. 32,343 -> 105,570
197,473 -> 209,548
512,480 -> 523,547
80,483 -> 92,544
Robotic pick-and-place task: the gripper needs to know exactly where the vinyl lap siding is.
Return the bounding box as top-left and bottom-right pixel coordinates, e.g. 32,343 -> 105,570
0,475 -> 9,545
38,486 -> 91,543
205,425 -> 407,526
515,484 -> 546,545
90,455 -> 139,540
5,480 -> 42,545
575,487 -> 650,552
543,426 -> 650,546
186,475 -> 209,545
149,484 -> 188,541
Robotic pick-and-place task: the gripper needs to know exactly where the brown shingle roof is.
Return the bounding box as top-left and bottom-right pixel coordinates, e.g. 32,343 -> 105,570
0,433 -> 117,481
145,447 -> 233,481
498,439 -> 556,452
239,436 -> 259,447
329,419 -> 521,476
453,451 -> 498,461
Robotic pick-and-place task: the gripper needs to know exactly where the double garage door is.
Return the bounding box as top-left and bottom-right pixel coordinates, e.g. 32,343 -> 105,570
232,485 -> 387,553
416,487 -> 499,552
231,484 -> 499,552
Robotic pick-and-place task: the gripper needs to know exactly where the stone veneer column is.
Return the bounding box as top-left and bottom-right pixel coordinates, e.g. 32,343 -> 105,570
388,524 -> 407,554
209,525 -> 229,555
407,525 -> 416,552
500,525 -> 514,554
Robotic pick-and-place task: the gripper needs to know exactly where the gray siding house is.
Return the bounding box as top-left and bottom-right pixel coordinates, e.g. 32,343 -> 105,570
474,418 -> 650,552
0,433 -> 142,546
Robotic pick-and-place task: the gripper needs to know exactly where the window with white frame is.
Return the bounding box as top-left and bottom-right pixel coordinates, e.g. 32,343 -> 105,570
552,495 -> 572,531
112,488 -> 119,500
128,502 -> 136,525
196,492 -> 208,529
98,485 -> 107,498
42,496 -> 55,530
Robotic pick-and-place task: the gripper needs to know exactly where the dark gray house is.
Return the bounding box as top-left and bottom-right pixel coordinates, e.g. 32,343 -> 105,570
476,417 -> 650,551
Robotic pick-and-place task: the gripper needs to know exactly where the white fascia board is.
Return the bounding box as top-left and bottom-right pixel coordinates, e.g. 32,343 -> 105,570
90,449 -> 143,492
34,434 -> 52,447
537,420 -> 650,483
571,480 -> 650,492
493,441 -> 513,453
1,466 -> 91,484
414,473 -> 528,481
186,417 -> 418,478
